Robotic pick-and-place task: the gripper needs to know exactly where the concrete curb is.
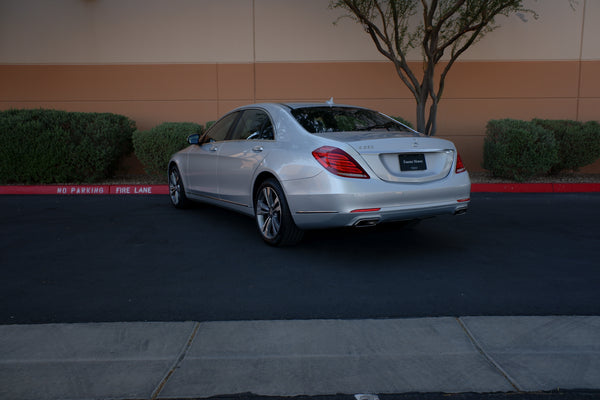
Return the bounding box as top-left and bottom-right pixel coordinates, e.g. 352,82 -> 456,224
1,183 -> 599,195
471,183 -> 600,193
0,184 -> 169,195
1,317 -> 599,400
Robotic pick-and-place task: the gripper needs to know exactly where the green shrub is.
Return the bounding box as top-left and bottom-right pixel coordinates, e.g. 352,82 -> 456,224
532,119 -> 600,174
133,122 -> 203,175
483,119 -> 559,182
0,109 -> 135,184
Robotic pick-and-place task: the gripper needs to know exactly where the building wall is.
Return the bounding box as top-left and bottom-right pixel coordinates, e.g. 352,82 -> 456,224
1,0 -> 599,172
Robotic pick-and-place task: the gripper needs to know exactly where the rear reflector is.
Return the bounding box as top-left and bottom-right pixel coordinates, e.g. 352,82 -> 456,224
351,208 -> 381,213
457,198 -> 470,203
312,146 -> 370,179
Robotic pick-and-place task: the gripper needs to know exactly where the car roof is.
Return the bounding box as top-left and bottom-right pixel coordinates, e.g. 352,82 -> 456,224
228,102 -> 372,115
282,102 -> 363,110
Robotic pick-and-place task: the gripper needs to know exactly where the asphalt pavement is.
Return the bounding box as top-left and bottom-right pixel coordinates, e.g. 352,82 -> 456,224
1,193 -> 600,323
1,193 -> 599,399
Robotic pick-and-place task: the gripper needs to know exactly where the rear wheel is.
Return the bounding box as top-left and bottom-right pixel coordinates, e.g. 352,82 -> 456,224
255,179 -> 303,246
168,165 -> 190,209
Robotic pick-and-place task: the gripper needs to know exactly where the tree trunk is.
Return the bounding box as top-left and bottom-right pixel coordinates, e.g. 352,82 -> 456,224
427,100 -> 438,136
416,100 -> 427,134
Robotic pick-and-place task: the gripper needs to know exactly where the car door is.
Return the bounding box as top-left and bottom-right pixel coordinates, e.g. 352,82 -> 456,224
216,109 -> 275,207
186,111 -> 240,198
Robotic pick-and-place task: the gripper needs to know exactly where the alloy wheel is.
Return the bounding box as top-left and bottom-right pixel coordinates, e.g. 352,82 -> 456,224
169,168 -> 182,206
256,186 -> 282,240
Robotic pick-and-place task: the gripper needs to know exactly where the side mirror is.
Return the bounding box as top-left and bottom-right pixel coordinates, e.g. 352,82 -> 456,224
187,133 -> 200,145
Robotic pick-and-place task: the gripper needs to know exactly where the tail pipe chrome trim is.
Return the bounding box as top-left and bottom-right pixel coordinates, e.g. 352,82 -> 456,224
354,218 -> 380,228
454,207 -> 468,216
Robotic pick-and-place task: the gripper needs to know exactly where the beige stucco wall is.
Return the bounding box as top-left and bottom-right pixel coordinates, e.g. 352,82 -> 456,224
256,0 -> 592,62
582,0 -> 600,60
1,0 -> 598,64
0,0 -> 255,63
1,0 -> 599,172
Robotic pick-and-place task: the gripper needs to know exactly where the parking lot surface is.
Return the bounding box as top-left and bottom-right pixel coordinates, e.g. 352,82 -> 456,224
1,193 -> 599,399
1,193 -> 599,324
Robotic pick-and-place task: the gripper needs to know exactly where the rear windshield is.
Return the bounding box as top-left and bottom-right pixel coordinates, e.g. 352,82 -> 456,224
291,106 -> 411,134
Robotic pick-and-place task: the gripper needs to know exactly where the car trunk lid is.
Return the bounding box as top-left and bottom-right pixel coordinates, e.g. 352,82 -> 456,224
315,131 -> 456,183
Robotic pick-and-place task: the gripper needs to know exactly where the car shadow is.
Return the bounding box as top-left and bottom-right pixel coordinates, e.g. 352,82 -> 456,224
177,201 -> 469,267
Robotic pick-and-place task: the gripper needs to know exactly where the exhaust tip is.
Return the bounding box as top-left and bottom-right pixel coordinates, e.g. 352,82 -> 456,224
354,218 -> 380,228
454,208 -> 468,216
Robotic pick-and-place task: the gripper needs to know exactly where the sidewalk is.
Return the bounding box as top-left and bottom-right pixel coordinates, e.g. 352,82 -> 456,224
1,317 -> 599,400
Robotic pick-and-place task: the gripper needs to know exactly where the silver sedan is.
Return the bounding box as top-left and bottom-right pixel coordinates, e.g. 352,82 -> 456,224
168,102 -> 470,246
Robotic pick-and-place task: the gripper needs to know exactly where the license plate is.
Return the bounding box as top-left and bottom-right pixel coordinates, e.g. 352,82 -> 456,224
399,153 -> 427,171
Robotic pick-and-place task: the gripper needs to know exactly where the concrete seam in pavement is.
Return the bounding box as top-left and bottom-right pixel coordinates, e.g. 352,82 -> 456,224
456,317 -> 522,392
150,321 -> 201,400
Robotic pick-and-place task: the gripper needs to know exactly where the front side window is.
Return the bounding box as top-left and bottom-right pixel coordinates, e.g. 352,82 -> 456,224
230,109 -> 274,141
203,111 -> 240,142
291,107 -> 411,134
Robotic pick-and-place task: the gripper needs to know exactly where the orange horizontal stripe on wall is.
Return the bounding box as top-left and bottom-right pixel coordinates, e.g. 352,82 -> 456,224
1,61 -> 594,103
1,61 -> 599,173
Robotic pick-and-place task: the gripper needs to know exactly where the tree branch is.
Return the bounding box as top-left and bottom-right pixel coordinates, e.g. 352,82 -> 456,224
342,0 -> 420,98
331,0 -> 537,135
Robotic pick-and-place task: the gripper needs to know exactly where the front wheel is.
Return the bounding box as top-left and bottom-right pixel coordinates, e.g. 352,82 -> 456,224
255,179 -> 303,246
168,165 -> 190,209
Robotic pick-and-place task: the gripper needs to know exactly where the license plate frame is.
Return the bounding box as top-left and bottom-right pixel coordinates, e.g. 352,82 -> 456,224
399,153 -> 427,171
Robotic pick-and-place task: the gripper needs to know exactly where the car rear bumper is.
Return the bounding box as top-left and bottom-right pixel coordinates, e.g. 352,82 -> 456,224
283,171 -> 471,229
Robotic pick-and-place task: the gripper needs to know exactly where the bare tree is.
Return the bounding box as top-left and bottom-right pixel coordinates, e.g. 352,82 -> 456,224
330,0 -> 536,136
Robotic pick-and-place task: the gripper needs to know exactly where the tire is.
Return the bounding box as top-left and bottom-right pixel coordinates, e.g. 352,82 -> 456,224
168,165 -> 190,209
255,178 -> 304,246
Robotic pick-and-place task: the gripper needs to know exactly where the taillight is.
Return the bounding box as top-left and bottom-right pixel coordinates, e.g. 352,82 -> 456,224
455,152 -> 466,174
312,146 -> 370,179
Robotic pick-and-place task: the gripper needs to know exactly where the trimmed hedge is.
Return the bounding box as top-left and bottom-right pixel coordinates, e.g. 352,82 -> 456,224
133,122 -> 203,175
484,118 -> 600,181
0,109 -> 135,184
532,119 -> 600,174
483,119 -> 559,182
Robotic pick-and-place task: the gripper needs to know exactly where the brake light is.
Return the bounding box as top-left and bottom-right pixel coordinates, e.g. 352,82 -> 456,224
455,152 -> 466,174
312,146 -> 370,179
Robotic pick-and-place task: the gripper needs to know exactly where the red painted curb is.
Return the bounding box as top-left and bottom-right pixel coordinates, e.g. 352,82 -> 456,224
552,183 -> 600,193
471,183 -> 600,193
1,183 -> 598,195
109,185 -> 170,195
0,185 -> 169,195
471,183 -> 554,193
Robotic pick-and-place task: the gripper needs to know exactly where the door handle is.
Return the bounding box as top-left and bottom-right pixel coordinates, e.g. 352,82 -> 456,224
209,146 -> 218,152
252,146 -> 264,152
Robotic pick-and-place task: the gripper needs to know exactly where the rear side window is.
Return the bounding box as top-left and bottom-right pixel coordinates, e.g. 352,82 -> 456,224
291,107 -> 410,134
203,111 -> 240,142
230,109 -> 274,140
